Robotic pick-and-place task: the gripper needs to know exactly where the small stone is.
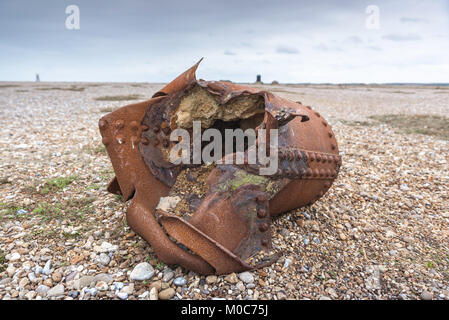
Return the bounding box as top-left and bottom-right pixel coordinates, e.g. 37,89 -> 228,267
319,295 -> 332,300
93,273 -> 113,283
149,280 -> 162,291
52,271 -> 62,283
238,272 -> 254,284
94,242 -> 118,253
149,287 -> 158,300
421,291 -> 433,300
117,292 -> 128,300
19,277 -> 29,288
47,284 -> 64,297
303,238 -> 310,245
159,288 -> 175,300
224,273 -> 238,284
163,271 -> 174,282
174,277 -> 187,286
42,259 -> 52,275
236,282 -> 245,291
97,253 -> 110,265
121,283 -> 134,295
339,233 -> 347,241
75,276 -> 95,289
206,275 -> 217,284
114,282 -> 124,290
283,258 -> 292,269
25,291 -> 36,300
8,252 -> 21,261
36,285 -> 50,296
96,281 -> 109,291
43,278 -> 53,287
6,265 -> 16,277
130,262 -> 155,281
85,288 -> 98,296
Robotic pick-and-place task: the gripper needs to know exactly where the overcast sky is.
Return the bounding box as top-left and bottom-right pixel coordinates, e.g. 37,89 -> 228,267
1,0 -> 448,83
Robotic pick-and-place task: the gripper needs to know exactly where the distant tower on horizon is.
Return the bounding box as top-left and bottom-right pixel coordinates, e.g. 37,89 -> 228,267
256,74 -> 262,84
35,74 -> 40,82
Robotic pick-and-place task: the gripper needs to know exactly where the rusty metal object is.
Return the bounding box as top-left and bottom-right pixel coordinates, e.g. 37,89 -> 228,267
99,59 -> 341,275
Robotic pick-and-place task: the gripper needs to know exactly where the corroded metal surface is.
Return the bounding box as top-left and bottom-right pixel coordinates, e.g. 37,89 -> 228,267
99,59 -> 341,275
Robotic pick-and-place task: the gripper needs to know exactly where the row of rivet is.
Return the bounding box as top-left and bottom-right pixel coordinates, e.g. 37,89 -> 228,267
99,117 -> 149,147
278,148 -> 341,165
255,195 -> 270,247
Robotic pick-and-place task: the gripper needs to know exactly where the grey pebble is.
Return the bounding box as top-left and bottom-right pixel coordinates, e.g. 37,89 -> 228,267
174,277 -> 187,286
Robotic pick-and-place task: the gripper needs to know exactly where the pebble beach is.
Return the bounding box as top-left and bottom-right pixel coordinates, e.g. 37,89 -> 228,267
0,81 -> 448,300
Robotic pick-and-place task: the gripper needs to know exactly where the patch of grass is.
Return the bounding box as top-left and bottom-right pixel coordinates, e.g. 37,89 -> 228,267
0,250 -> 6,272
40,176 -> 77,195
370,114 -> 449,140
86,183 -> 100,191
340,119 -> 376,127
36,86 -> 85,92
99,107 -> 116,113
0,203 -> 28,220
33,202 -> 63,221
32,197 -> 94,222
94,94 -> 142,101
83,143 -> 106,155
0,84 -> 19,88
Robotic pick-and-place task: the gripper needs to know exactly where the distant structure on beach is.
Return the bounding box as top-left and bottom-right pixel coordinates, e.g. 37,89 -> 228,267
256,74 -> 262,84
35,74 -> 40,82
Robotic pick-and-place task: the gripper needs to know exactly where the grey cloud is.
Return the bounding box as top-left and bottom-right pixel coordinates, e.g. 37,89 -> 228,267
344,36 -> 363,44
224,50 -> 236,56
314,43 -> 344,52
382,34 -> 422,41
400,17 -> 429,23
276,45 -> 299,54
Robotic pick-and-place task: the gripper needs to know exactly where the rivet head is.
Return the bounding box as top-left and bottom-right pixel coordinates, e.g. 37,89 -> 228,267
322,121 -> 327,127
259,222 -> 269,232
257,208 -> 267,218
320,169 -> 326,177
130,121 -> 139,131
116,135 -> 125,145
315,112 -> 320,117
322,155 -> 327,163
328,132 -> 333,138
306,169 -> 312,177
313,169 -> 319,177
99,119 -> 108,130
308,152 -> 315,162
114,120 -> 124,129
331,144 -> 336,150
316,154 -> 322,162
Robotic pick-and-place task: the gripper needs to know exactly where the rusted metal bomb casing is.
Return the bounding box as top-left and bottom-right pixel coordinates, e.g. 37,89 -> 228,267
99,59 -> 341,275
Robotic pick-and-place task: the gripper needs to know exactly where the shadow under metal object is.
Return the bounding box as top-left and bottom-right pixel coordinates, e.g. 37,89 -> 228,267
99,59 -> 341,275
